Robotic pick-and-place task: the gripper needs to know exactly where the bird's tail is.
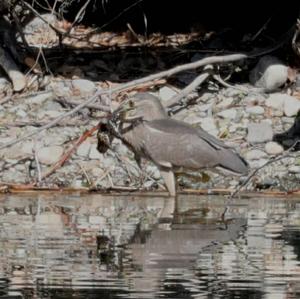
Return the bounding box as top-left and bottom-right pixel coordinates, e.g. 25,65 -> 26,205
217,148 -> 249,176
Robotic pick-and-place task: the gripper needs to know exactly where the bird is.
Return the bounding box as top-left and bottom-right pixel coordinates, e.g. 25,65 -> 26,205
113,92 -> 249,196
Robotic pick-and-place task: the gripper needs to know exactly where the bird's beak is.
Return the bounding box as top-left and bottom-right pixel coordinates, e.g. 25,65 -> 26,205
113,101 -> 140,122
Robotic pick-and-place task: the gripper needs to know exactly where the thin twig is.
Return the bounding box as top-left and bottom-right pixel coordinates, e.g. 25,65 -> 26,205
38,123 -> 101,182
0,53 -> 247,151
230,142 -> 300,199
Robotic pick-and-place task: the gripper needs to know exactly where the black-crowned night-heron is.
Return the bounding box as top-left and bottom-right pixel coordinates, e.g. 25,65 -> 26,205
113,93 -> 249,196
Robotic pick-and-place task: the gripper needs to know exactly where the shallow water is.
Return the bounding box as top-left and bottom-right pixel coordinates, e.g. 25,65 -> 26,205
0,193 -> 299,299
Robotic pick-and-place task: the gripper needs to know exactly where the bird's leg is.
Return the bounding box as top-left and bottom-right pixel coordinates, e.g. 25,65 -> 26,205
160,169 -> 176,197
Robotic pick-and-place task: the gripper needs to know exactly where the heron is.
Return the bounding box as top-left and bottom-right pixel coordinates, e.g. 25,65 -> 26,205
110,93 -> 249,196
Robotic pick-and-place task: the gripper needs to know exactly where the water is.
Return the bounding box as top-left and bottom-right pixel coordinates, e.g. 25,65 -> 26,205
0,193 -> 299,299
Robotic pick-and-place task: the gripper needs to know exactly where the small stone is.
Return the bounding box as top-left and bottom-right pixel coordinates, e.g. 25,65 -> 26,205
283,96 -> 300,117
265,93 -> 285,110
249,55 -> 288,91
25,91 -> 54,105
198,117 -> 219,137
247,122 -> 273,144
245,106 -> 265,115
37,146 -> 64,165
288,166 -> 300,174
217,108 -> 237,120
89,144 -> 103,160
217,97 -> 234,109
72,79 -> 96,96
16,110 -> 27,118
147,165 -> 161,180
245,149 -> 268,160
159,86 -> 178,101
77,141 -> 91,157
264,142 -> 284,155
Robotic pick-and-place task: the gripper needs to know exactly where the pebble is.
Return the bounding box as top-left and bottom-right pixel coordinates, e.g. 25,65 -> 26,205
265,93 -> 285,110
77,141 -> 91,157
264,142 -> 284,155
247,122 -> 273,144
245,149 -> 268,160
283,96 -> 300,117
159,86 -> 178,101
245,106 -> 265,115
249,55 -> 288,91
37,146 -> 64,165
198,117 -> 219,136
72,79 -> 96,96
89,144 -> 103,160
26,91 -> 54,105
288,166 -> 300,174
217,108 -> 237,120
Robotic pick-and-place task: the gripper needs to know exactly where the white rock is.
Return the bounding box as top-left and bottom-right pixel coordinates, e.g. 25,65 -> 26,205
249,55 -> 288,91
72,79 -> 96,96
265,93 -> 285,110
199,117 -> 219,137
264,142 -> 284,155
25,91 -> 54,104
77,141 -> 91,157
247,122 -> 273,144
283,96 -> 300,117
37,146 -> 64,165
245,149 -> 268,160
245,106 -> 265,115
89,144 -> 103,160
159,86 -> 178,101
288,166 -> 300,174
217,108 -> 237,120
217,97 -> 234,109
16,110 -> 27,118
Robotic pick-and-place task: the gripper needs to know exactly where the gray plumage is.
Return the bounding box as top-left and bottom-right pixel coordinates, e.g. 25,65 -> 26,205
115,93 -> 249,196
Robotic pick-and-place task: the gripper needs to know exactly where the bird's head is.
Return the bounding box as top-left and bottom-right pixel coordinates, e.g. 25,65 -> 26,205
113,93 -> 168,123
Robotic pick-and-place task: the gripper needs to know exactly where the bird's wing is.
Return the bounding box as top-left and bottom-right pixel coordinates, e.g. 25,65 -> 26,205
143,120 -> 221,169
147,119 -> 229,150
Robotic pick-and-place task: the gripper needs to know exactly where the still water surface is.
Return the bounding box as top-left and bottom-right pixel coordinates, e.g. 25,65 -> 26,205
0,193 -> 299,299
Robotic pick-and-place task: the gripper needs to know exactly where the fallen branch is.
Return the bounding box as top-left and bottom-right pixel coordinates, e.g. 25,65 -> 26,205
55,98 -> 111,112
166,66 -> 213,107
0,53 -> 247,150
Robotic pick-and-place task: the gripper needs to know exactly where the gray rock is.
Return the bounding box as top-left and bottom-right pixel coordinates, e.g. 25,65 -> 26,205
89,144 -> 103,160
265,93 -> 285,110
72,79 -> 96,96
50,81 -> 72,97
216,97 -> 234,109
147,165 -> 161,180
247,122 -> 273,144
159,86 -> 178,101
198,117 -> 219,137
249,55 -> 288,91
26,91 -> 54,105
245,106 -> 265,115
77,141 -> 91,157
37,146 -> 64,165
217,108 -> 237,120
264,142 -> 284,155
245,149 -> 268,160
288,166 -> 300,174
2,170 -> 25,183
283,95 -> 300,116
16,109 -> 27,118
